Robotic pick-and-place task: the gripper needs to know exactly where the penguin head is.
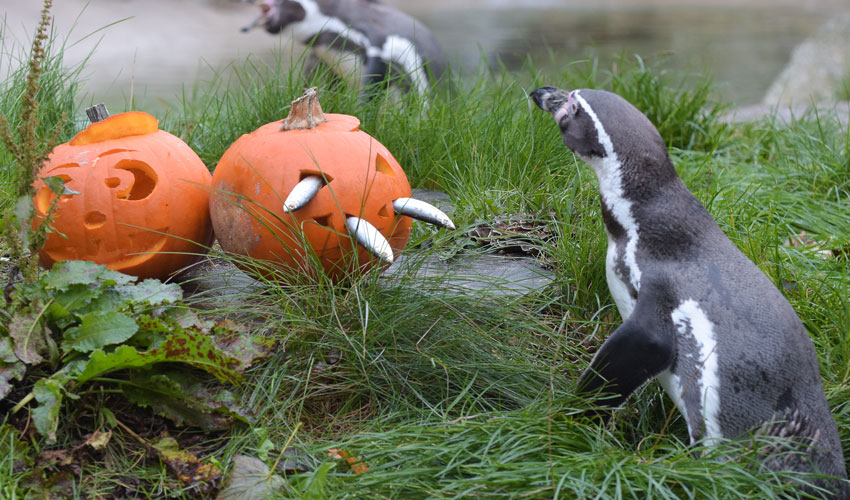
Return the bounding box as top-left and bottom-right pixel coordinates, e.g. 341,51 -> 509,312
261,0 -> 306,34
530,86 -> 606,158
530,86 -> 672,179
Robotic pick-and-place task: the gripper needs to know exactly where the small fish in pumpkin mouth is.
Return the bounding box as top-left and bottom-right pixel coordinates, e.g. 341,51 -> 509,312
283,175 -> 455,264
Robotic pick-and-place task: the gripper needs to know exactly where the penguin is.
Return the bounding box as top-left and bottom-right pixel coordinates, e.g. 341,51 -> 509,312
240,0 -> 446,100
530,86 -> 849,498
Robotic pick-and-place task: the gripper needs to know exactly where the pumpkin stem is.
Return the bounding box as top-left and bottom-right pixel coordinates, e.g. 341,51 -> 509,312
281,87 -> 327,130
85,103 -> 110,123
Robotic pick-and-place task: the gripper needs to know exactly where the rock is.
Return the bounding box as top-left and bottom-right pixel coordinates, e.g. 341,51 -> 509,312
411,188 -> 454,214
384,252 -> 555,297
722,101 -> 850,127
183,251 -> 555,300
178,256 -> 262,308
762,13 -> 850,107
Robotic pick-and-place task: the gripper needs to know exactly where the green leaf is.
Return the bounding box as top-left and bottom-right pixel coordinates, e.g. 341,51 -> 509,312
42,176 -> 80,196
63,311 -> 139,353
0,361 -> 26,400
216,455 -> 288,500
76,345 -> 150,383
155,333 -> 243,385
300,462 -> 334,500
46,283 -> 102,328
83,289 -> 127,317
0,336 -> 18,363
0,337 -> 26,399
114,279 -> 182,306
138,317 -> 246,384
0,336 -> 26,399
43,261 -> 134,291
100,407 -> 118,428
32,378 -> 63,442
10,313 -> 49,365
212,321 -> 277,372
123,371 -> 252,430
77,324 -> 248,385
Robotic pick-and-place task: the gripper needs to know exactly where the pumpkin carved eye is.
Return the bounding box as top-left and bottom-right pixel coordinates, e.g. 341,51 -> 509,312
375,153 -> 395,178
113,160 -> 157,201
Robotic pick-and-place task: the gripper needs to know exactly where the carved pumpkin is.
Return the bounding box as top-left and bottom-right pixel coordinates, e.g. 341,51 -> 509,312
209,88 -> 414,279
33,109 -> 214,280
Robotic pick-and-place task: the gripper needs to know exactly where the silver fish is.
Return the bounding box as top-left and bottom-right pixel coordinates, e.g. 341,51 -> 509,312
283,175 -> 324,212
345,216 -> 394,264
392,197 -> 455,230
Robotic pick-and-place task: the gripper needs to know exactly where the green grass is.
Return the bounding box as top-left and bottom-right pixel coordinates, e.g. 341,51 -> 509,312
0,14 -> 88,213
2,26 -> 850,499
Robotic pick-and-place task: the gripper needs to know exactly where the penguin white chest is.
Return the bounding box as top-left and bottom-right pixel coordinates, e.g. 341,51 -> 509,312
574,92 -> 642,318
605,232 -> 636,319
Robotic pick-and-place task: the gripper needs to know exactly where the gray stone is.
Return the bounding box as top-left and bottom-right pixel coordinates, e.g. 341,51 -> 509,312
722,101 -> 850,127
411,188 -> 454,214
384,252 -> 555,297
762,13 -> 850,107
182,250 -> 555,300
178,256 -> 263,308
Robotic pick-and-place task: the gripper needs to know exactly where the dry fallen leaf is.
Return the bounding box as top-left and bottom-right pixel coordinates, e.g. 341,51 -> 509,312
83,429 -> 112,450
39,449 -> 74,467
327,448 -> 369,475
152,434 -> 222,494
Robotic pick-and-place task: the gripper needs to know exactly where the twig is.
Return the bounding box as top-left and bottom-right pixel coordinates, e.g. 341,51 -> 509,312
114,418 -> 150,449
11,391 -> 35,414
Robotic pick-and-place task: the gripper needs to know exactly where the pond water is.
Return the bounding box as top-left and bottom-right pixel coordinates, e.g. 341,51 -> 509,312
2,0 -> 847,111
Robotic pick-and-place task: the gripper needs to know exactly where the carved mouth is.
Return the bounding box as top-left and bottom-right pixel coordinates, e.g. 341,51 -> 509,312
43,231 -> 170,273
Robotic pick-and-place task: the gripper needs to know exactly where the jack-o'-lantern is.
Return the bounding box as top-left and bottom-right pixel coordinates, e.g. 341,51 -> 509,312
209,88 -> 454,279
33,106 -> 214,280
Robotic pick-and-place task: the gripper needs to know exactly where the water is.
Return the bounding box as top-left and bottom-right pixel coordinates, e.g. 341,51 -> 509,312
410,3 -> 831,104
2,0 -> 846,110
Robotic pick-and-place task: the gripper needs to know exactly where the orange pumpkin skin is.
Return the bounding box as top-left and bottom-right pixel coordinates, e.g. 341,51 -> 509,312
210,113 -> 412,278
33,111 -> 214,280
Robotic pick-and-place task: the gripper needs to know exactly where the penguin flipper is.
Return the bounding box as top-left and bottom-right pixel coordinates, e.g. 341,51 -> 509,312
577,288 -> 676,409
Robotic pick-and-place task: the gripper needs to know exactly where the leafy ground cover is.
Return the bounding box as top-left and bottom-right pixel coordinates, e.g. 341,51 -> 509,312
1,5 -> 849,499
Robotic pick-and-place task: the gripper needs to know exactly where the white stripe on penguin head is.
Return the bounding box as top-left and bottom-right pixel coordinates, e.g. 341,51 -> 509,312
573,90 -> 642,293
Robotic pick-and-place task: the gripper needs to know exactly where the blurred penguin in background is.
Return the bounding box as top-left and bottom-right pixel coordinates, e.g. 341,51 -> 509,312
239,0 -> 447,102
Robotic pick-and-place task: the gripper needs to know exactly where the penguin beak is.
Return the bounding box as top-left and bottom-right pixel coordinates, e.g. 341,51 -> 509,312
239,0 -> 275,32
531,86 -> 579,129
530,86 -> 570,115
